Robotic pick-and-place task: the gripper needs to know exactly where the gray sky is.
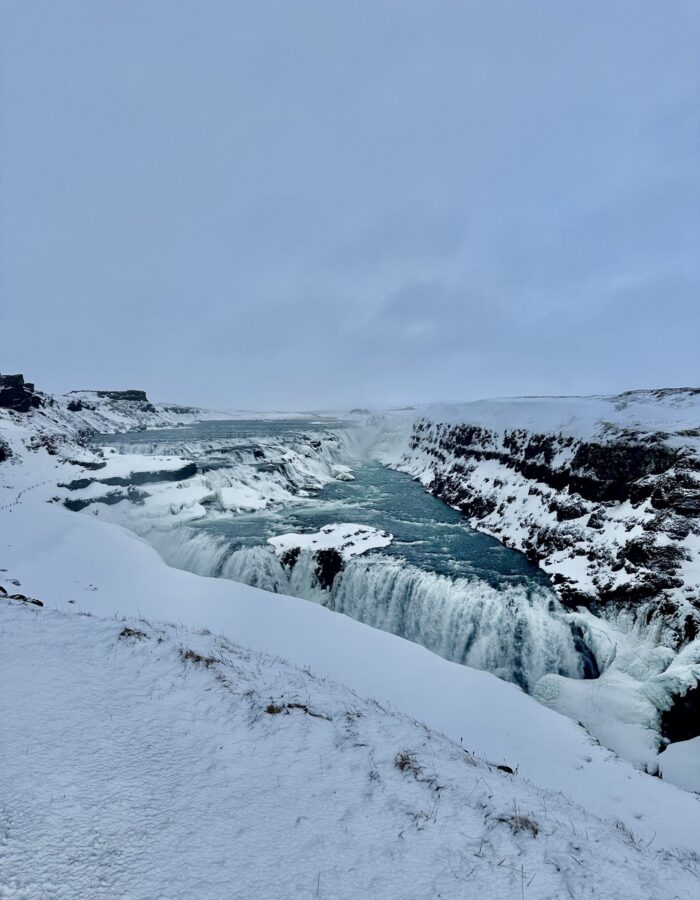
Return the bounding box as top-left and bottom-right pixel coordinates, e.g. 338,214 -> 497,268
1,1 -> 698,409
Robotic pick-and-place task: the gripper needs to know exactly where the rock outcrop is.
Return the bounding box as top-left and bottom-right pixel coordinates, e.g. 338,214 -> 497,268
0,374 -> 43,413
94,389 -> 150,402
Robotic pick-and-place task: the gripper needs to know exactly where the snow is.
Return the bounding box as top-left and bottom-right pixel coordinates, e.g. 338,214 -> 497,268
2,484 -> 700,858
90,449 -> 194,477
331,462 -> 356,481
659,738 -> 700,793
219,484 -> 269,511
2,598 -> 700,900
269,523 -> 393,559
412,389 -> 700,446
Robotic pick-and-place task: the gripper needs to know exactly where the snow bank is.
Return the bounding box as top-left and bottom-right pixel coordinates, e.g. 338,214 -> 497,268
218,484 -> 269,511
659,738 -> 700,793
413,389 -> 700,446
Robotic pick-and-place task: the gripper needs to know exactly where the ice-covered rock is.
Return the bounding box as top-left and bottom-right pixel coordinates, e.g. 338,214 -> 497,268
269,524 -> 393,590
269,523 -> 393,560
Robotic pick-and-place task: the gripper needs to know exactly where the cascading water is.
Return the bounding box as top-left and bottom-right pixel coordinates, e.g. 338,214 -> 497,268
91,418 -> 599,693
145,525 -> 587,690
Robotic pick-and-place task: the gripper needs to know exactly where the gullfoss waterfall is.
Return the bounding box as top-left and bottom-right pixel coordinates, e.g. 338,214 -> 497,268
81,420 -> 596,693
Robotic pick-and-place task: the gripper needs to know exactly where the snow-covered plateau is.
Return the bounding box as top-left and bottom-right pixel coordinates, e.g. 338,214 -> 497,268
1,374 -> 700,897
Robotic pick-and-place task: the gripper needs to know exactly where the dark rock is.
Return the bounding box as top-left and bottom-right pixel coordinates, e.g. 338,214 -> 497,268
95,389 -> 150,402
59,477 -> 94,491
119,626 -> 148,640
586,510 -> 607,530
99,462 -> 197,487
314,548 -> 343,590
620,538 -> 688,573
64,487 -> 149,511
65,459 -> 106,471
661,682 -> 700,744
568,442 -> 678,503
550,496 -> 588,521
160,404 -> 197,414
0,373 -> 43,413
648,470 -> 700,516
280,547 -> 301,569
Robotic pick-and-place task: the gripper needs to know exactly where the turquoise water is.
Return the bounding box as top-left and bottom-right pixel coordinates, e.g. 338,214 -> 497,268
196,459 -> 550,589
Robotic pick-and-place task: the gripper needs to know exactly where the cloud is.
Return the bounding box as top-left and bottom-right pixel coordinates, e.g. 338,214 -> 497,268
1,0 -> 698,407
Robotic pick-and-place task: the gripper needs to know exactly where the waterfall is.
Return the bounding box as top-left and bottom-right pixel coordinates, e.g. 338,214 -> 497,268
146,526 -> 585,691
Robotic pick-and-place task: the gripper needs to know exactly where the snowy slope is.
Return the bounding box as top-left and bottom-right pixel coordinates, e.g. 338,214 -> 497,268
2,598 -> 700,900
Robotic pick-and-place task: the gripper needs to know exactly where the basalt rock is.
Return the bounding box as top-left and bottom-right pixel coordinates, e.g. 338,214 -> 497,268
314,548 -> 343,590
661,682 -> 700,744
67,389 -> 156,412
95,389 -> 150,402
0,373 -> 43,413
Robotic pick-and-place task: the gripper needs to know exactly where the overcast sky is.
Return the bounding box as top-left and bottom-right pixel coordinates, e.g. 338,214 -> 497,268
1,1 -> 698,409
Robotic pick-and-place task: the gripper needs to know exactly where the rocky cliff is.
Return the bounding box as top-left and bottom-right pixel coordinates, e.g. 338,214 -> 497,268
389,390 -> 700,651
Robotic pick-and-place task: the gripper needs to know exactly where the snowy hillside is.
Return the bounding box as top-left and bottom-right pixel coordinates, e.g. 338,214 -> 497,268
3,597 -> 700,900
0,372 -> 323,453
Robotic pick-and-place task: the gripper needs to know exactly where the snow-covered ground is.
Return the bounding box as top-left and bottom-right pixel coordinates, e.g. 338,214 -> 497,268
4,598 -> 700,900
